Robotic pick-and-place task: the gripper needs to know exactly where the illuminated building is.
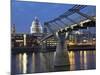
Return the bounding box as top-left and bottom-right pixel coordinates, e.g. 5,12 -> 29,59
11,17 -> 57,49
30,17 -> 43,34
11,17 -> 95,49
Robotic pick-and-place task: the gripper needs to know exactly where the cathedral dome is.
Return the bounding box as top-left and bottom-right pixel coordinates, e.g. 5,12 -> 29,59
30,17 -> 43,34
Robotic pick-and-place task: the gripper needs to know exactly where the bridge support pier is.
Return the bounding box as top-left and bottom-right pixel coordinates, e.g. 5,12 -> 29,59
54,31 -> 70,71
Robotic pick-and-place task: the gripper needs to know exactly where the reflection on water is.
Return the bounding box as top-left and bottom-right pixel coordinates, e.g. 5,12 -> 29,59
68,51 -> 96,71
68,51 -> 75,70
12,50 -> 96,74
23,53 -> 27,73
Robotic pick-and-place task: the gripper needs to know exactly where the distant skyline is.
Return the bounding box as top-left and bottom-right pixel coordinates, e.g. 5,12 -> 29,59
11,0 -> 96,33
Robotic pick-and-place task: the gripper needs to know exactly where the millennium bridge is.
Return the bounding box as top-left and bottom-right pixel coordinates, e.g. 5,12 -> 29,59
11,5 -> 96,75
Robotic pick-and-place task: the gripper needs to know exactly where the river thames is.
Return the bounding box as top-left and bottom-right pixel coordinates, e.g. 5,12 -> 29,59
12,50 -> 96,74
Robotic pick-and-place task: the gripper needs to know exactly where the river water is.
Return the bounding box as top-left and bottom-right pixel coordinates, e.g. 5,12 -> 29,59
11,50 -> 96,74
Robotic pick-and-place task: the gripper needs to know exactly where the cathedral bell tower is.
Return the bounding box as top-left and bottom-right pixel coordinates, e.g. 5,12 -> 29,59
11,24 -> 16,35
